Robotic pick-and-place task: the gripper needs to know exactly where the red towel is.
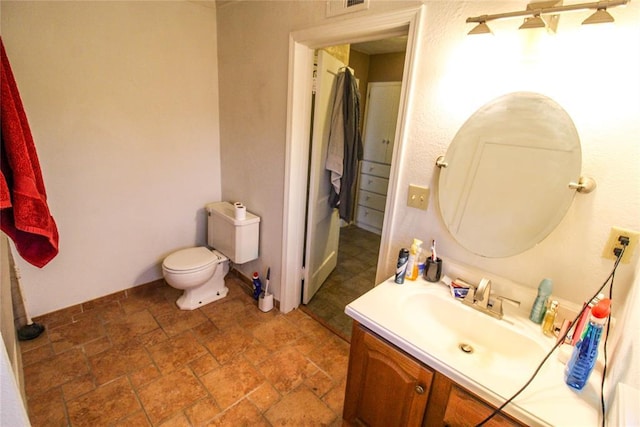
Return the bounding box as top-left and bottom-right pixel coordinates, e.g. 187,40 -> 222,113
1,38 -> 59,267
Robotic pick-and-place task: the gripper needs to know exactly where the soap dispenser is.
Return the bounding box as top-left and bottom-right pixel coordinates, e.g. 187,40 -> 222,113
405,239 -> 423,281
529,278 -> 553,324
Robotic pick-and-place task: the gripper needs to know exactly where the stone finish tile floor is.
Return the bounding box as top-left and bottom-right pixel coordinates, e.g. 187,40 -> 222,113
304,225 -> 380,340
20,275 -> 350,426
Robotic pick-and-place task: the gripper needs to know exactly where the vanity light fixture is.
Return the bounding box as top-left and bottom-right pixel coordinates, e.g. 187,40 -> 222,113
468,21 -> 493,35
519,14 -> 550,30
466,0 -> 629,34
582,7 -> 615,24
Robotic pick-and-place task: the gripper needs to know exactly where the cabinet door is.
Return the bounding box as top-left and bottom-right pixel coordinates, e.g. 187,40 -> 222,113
361,82 -> 402,164
442,385 -> 525,427
344,324 -> 433,427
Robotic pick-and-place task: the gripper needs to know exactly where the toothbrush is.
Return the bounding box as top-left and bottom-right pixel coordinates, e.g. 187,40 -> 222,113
431,240 -> 436,261
264,267 -> 270,296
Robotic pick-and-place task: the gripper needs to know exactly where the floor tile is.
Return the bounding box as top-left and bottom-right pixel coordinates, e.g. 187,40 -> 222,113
26,387 -> 67,427
200,355 -> 264,410
48,316 -> 106,354
264,386 -> 336,426
104,309 -> 159,344
147,331 -> 207,374
204,326 -> 256,365
205,399 -> 269,427
137,367 -> 208,424
304,224 -> 379,341
22,276 -> 350,427
246,382 -> 281,412
23,347 -> 89,397
259,346 -> 318,393
67,376 -> 140,426
155,308 -> 208,337
88,340 -> 153,385
184,396 -> 221,425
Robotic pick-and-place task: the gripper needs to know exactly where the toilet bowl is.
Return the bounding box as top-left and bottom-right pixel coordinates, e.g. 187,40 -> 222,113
162,201 -> 260,310
162,247 -> 229,310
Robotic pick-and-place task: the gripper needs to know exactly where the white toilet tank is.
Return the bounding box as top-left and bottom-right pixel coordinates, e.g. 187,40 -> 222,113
206,202 -> 260,264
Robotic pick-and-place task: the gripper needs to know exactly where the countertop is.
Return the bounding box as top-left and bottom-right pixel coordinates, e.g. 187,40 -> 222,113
345,277 -> 603,426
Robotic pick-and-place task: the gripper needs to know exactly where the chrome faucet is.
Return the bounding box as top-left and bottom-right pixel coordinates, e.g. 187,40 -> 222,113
461,278 -> 520,320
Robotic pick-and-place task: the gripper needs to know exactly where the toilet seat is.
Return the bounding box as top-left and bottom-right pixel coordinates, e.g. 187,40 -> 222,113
162,247 -> 221,273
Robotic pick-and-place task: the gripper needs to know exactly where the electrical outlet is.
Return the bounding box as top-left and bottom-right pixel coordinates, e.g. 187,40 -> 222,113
602,226 -> 639,264
407,184 -> 429,210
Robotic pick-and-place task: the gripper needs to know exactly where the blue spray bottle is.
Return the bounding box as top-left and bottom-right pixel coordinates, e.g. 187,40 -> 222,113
252,272 -> 262,301
564,298 -> 611,391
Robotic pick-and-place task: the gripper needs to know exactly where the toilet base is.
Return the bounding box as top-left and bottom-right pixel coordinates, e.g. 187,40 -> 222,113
176,285 -> 229,310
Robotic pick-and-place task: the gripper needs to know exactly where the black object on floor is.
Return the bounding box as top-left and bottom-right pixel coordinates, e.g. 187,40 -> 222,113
17,322 -> 45,341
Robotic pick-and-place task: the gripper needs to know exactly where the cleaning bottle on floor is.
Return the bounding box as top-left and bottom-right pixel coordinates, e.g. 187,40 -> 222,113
405,239 -> 423,281
252,272 -> 262,300
564,298 -> 611,391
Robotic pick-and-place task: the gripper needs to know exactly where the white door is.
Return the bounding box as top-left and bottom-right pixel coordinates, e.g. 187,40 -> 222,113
302,50 -> 345,304
361,82 -> 402,164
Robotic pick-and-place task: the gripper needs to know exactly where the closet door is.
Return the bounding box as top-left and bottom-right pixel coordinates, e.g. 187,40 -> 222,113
361,82 -> 401,163
355,82 -> 401,234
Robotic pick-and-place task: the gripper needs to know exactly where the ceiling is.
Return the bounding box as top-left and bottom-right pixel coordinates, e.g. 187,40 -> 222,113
350,36 -> 408,55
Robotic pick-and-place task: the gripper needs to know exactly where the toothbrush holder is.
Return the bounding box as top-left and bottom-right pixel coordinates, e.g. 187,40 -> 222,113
425,257 -> 442,282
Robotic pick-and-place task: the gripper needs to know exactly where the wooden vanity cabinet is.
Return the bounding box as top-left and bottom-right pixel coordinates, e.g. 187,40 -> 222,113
344,322 -> 526,427
343,322 -> 434,426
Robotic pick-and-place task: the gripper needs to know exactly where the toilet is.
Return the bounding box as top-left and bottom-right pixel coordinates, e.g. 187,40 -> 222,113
162,201 -> 260,310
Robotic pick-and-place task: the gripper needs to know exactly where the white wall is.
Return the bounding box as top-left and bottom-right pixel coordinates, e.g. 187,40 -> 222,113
1,1 -> 221,316
3,0 -> 638,327
215,0 -> 640,394
392,1 -> 640,308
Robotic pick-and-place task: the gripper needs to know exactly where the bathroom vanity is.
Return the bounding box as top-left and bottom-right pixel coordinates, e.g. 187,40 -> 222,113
344,322 -> 525,426
343,277 -> 602,426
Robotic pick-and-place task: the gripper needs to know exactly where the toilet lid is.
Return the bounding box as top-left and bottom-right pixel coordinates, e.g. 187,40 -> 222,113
163,247 -> 219,271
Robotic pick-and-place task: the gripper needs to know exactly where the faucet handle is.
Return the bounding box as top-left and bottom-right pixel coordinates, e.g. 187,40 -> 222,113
475,278 -> 492,308
497,296 -> 521,306
492,296 -> 521,317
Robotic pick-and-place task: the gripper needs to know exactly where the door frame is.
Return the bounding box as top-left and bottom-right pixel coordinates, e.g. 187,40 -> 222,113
280,5 -> 425,313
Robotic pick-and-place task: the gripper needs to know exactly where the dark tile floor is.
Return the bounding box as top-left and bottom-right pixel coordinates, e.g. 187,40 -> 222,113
20,275 -> 350,426
304,225 -> 381,340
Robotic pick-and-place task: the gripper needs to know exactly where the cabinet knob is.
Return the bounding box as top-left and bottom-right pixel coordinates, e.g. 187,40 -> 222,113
415,384 -> 425,394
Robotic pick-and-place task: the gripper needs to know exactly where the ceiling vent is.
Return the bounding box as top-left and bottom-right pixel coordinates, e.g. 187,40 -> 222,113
326,0 -> 370,17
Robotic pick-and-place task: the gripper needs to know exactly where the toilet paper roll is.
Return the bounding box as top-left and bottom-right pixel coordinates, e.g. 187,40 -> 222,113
234,202 -> 246,220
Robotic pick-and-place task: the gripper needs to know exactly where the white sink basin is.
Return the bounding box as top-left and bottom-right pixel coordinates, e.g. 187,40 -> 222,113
346,280 -> 554,397
401,290 -> 548,388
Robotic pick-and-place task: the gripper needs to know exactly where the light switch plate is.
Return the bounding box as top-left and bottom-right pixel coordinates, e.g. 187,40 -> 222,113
407,185 -> 429,210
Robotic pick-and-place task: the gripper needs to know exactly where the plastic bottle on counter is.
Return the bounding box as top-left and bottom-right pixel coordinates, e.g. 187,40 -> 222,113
542,300 -> 559,337
395,248 -> 410,284
564,298 -> 611,391
405,239 -> 423,281
529,278 -> 553,324
571,293 -> 604,346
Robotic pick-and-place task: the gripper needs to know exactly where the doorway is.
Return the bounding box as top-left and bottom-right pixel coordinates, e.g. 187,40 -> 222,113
303,39 -> 407,340
279,5 -> 425,319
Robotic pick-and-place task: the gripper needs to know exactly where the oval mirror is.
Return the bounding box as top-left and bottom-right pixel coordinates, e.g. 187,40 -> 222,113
438,92 -> 581,257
